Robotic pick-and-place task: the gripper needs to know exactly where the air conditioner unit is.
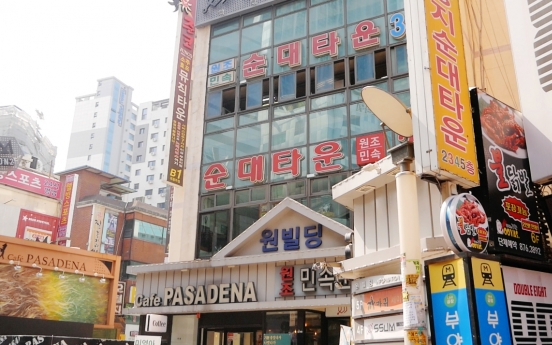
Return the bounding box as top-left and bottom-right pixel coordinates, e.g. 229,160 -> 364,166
146,195 -> 152,199
152,137 -> 157,142
160,193 -> 166,198
151,152 -> 156,156
153,123 -> 159,128
148,180 -> 153,184
149,165 -> 155,170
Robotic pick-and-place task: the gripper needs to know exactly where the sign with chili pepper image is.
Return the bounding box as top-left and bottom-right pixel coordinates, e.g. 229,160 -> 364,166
441,193 -> 490,254
469,89 -> 544,260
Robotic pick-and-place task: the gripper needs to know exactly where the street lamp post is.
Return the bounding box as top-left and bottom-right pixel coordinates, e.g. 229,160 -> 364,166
361,87 -> 428,344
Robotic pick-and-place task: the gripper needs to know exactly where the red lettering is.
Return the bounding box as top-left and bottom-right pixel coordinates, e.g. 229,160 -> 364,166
237,155 -> 265,183
311,31 -> 341,57
242,52 -> 267,79
203,163 -> 229,191
488,146 -> 510,191
272,148 -> 304,176
277,41 -> 302,67
351,20 -> 380,50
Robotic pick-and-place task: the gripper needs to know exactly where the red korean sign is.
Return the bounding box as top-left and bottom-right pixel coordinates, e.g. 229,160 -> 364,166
167,0 -> 196,187
16,209 -> 59,243
57,174 -> 75,244
0,168 -> 61,199
356,132 -> 385,166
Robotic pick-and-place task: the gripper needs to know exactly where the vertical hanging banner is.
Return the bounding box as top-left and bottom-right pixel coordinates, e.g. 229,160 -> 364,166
471,89 -> 544,261
424,0 -> 479,187
57,174 -> 78,246
167,0 -> 196,187
470,257 -> 512,345
427,258 -> 474,345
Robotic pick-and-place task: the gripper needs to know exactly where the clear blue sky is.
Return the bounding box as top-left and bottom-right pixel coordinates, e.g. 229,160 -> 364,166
0,1 -> 179,172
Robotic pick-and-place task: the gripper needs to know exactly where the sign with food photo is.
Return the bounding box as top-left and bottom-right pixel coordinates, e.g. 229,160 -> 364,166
470,89 -> 544,260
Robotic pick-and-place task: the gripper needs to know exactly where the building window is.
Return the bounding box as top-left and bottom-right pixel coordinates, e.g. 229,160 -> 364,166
142,108 -> 148,119
89,144 -> 93,149
158,187 -> 166,194
163,131 -> 166,137
94,112 -> 97,118
134,183 -> 139,189
152,119 -> 160,127
198,210 -> 230,258
161,159 -> 164,165
157,203 -> 166,209
130,123 -> 136,130
139,128 -> 145,134
135,169 -> 141,176
148,161 -> 155,168
165,117 -> 168,123
138,141 -> 144,148
128,133 -> 134,140
145,189 -> 153,196
125,164 -> 131,172
90,133 -> 94,139
92,123 -> 96,128
147,175 -> 154,182
151,133 -> 159,141
126,154 -> 132,161
127,143 -> 133,151
159,173 -> 163,179
95,102 -> 99,107
150,147 -> 157,155
136,155 -> 142,162
131,113 -> 137,121
162,145 -> 165,151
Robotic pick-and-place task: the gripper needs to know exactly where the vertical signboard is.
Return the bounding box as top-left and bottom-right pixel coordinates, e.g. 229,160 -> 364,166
167,0 -> 196,187
57,174 -> 78,246
426,258 -> 474,345
102,211 -> 118,254
471,89 -> 544,261
503,1 -> 552,184
471,257 -> 512,345
423,0 -> 479,187
502,266 -> 552,345
89,204 -> 105,252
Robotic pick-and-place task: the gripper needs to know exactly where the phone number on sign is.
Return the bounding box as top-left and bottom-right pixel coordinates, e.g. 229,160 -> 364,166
441,149 -> 476,175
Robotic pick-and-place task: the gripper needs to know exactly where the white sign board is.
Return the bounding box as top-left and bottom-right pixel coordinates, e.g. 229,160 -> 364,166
145,314 -> 168,333
135,335 -> 162,345
504,1 -> 552,184
353,313 -> 404,341
502,266 -> 552,344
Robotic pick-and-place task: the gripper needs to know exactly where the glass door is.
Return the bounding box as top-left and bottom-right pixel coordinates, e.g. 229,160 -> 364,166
205,331 -> 224,345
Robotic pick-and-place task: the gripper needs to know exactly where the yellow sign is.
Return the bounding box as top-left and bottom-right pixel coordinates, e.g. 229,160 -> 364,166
471,257 -> 504,290
428,258 -> 466,293
425,0 -> 479,187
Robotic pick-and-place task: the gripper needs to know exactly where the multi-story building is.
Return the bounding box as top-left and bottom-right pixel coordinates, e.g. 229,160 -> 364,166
125,99 -> 170,209
0,105 -> 57,174
66,77 -> 137,181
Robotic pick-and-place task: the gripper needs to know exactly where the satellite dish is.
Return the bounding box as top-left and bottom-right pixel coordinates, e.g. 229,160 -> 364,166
361,86 -> 413,137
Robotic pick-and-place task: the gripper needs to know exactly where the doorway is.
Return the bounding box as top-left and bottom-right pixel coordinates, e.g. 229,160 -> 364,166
204,330 -> 261,345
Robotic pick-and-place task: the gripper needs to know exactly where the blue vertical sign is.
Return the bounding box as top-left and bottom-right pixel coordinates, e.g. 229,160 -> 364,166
428,258 -> 474,345
471,257 -> 512,345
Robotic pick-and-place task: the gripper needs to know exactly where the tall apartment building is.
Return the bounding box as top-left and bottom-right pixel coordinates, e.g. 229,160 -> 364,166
66,77 -> 169,208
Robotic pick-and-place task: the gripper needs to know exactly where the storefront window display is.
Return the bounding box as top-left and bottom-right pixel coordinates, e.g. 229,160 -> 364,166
199,0 -> 407,258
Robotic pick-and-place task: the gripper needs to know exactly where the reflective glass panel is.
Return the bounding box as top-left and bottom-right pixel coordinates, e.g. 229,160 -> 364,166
203,130 -> 235,163
347,0 -> 384,23
274,101 -> 306,118
279,73 -> 296,101
247,81 -> 263,109
309,0 -> 344,34
206,117 -> 234,133
356,53 -> 375,82
239,109 -> 269,126
236,123 -> 270,157
274,10 -> 307,45
276,0 -> 306,16
272,115 -> 307,150
309,106 -> 348,142
311,91 -> 346,110
209,31 -> 240,63
241,22 -> 272,54
349,102 -> 381,135
315,63 -> 334,93
206,91 -> 222,118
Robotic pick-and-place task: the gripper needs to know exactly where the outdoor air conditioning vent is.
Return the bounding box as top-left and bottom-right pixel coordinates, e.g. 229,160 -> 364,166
146,195 -> 152,199
149,166 -> 155,170
152,137 -> 157,142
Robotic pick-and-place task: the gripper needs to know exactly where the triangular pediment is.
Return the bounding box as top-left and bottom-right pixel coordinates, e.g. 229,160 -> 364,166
212,197 -> 352,264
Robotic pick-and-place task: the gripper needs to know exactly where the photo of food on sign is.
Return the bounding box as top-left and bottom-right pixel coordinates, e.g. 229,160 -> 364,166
479,93 -> 527,158
441,193 -> 489,254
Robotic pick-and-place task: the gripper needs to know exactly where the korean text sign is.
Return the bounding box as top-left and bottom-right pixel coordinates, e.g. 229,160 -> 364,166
471,257 -> 512,345
425,0 -> 479,186
167,0 -> 196,187
0,168 -> 61,199
427,258 -> 474,345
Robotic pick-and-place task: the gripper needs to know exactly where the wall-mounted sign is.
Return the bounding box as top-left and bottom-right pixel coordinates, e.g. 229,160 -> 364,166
135,282 -> 257,307
353,274 -> 401,294
326,305 -> 351,318
0,136 -> 22,172
0,168 -> 61,199
426,258 -> 474,345
263,334 -> 291,345
356,131 -> 386,166
261,225 -> 322,252
502,266 -> 552,344
16,209 -> 59,243
352,286 -> 402,318
277,265 -> 349,298
145,314 -> 168,333
167,0 -> 196,187
470,89 -> 544,260
353,313 -> 404,342
135,335 -> 162,345
116,282 -> 126,315
471,257 -> 512,345
209,58 -> 235,75
441,193 -> 489,254
57,174 -> 78,246
207,71 -> 236,88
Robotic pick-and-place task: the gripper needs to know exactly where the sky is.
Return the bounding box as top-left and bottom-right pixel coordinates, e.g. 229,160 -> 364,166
0,1 -> 179,173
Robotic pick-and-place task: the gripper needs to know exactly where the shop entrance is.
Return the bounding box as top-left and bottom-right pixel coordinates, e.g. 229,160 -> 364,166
204,330 -> 262,345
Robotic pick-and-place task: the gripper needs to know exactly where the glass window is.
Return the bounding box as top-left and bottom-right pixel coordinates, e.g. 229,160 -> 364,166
139,128 -> 145,134
138,141 -> 144,148
135,220 -> 167,245
236,190 -> 250,204
128,133 -> 134,140
199,211 -> 229,257
203,130 -> 235,163
241,22 -> 272,54
393,76 -> 409,92
311,91 -> 346,110
271,181 -> 305,200
315,63 -> 334,93
209,31 -> 240,63
126,154 -> 132,161
270,147 -> 308,182
135,169 -> 141,176
150,146 -> 157,154
311,195 -> 350,226
212,19 -> 239,37
356,53 -> 375,82
274,100 -> 306,119
233,205 -> 260,238
136,155 -> 142,162
201,195 -> 215,210
279,73 -> 296,101
131,113 -> 137,121
395,91 -> 410,107
147,175 -> 154,181
148,160 -> 155,167
127,143 -> 133,150
350,102 -> 382,135
130,123 -> 136,130
246,80 -> 263,108
145,189 -> 153,196
309,0 -> 344,34
152,119 -> 160,127
236,123 -> 270,157
244,8 -> 271,26
392,44 -> 408,75
207,91 -> 222,118
388,0 -> 404,12
347,0 -> 384,24
272,115 -> 307,150
350,82 -> 388,101
266,312 -> 299,335
273,40 -> 308,75
309,106 -> 348,143
276,0 -> 306,16
239,109 -> 269,126
125,164 -> 131,172
274,10 -> 307,45
134,183 -> 139,189
206,117 -> 234,133
251,187 -> 266,201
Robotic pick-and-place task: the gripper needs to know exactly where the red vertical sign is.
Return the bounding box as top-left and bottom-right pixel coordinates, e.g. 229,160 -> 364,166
57,174 -> 75,246
167,1 -> 196,187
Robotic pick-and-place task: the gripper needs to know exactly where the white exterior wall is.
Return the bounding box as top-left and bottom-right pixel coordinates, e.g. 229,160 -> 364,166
167,23 -> 210,263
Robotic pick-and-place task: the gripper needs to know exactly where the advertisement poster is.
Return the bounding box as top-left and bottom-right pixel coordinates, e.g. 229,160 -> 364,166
502,266 -> 552,344
101,211 -> 117,254
427,258 -> 474,345
471,89 -> 544,260
470,257 -> 512,345
16,209 -> 59,243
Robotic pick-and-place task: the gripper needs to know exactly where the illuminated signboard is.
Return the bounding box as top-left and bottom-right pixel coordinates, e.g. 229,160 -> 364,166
167,1 -> 196,187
